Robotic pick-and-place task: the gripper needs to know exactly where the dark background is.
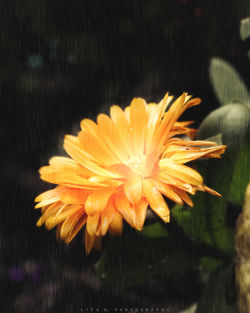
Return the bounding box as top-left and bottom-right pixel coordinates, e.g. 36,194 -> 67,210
1,1 -> 250,312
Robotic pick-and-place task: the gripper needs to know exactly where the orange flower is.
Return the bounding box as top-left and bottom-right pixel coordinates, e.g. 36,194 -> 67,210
35,92 -> 226,254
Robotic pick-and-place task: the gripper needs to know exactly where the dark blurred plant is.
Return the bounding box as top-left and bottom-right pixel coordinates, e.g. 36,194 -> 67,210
96,17 -> 250,313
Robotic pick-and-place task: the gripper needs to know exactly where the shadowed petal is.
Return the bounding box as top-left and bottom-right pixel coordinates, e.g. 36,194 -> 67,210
134,199 -> 148,230
100,200 -> 116,235
142,179 -> 170,223
84,230 -> 96,255
60,208 -> 85,240
109,211 -> 123,235
86,213 -> 100,236
65,214 -> 87,244
115,194 -> 136,227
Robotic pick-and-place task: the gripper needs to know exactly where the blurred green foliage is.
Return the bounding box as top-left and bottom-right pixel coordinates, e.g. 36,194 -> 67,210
96,230 -> 199,289
139,221 -> 169,238
229,131 -> 250,205
196,265 -> 237,313
97,15 -> 250,313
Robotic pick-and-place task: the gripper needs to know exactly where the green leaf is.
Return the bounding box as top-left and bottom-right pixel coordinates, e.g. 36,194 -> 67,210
196,265 -> 237,313
171,199 -> 212,245
210,58 -> 249,105
197,103 -> 250,150
198,104 -> 250,207
139,222 -> 169,238
203,155 -> 235,252
196,113 -> 241,252
229,129 -> 250,205
173,103 -> 250,252
172,149 -> 235,251
204,133 -> 223,145
240,17 -> 250,41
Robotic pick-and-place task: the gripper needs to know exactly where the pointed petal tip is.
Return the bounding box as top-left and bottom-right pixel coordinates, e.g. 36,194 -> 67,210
84,230 -> 95,255
36,218 -> 43,227
109,212 -> 123,235
34,203 -> 42,209
85,246 -> 91,256
34,195 -> 41,202
160,91 -> 170,103
162,214 -> 170,223
135,224 -> 143,231
203,185 -> 222,197
38,166 -> 46,175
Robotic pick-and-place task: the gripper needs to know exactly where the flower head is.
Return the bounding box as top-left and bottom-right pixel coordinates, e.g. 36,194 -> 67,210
35,92 -> 226,254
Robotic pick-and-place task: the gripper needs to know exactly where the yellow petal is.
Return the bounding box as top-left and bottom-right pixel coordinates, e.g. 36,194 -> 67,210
159,159 -> 203,186
172,121 -> 195,128
145,146 -> 162,176
157,171 -> 195,194
84,230 -> 96,255
124,105 -> 130,121
36,202 -> 62,227
109,211 -> 123,235
134,199 -> 148,230
64,135 -> 119,178
85,188 -> 113,215
110,105 -> 133,157
86,213 -> 100,236
202,185 -> 222,197
78,129 -> 118,166
100,201 -> 116,235
173,188 -> 193,207
123,177 -> 142,204
166,145 -> 226,164
142,179 -> 170,223
107,163 -> 135,179
115,194 -> 136,227
129,97 -> 146,156
154,181 -> 184,204
65,214 -> 87,244
59,188 -> 91,205
35,195 -> 61,209
156,95 -> 201,146
56,223 -> 63,240
80,118 -> 98,133
60,208 -> 85,240
157,92 -> 172,120
35,187 -> 64,203
39,156 -> 108,188
145,93 -> 173,153
185,97 -> 201,108
97,113 -> 129,162
172,139 -> 217,146
154,93 -> 186,146
45,205 -> 82,230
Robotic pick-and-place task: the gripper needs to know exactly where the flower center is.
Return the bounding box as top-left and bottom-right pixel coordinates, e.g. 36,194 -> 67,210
127,155 -> 146,178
